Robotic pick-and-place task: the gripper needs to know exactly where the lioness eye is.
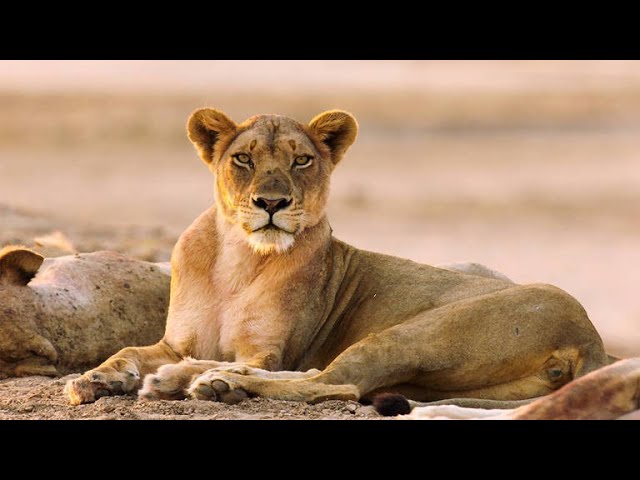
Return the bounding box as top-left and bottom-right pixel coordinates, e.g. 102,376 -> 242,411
294,155 -> 313,168
233,153 -> 252,166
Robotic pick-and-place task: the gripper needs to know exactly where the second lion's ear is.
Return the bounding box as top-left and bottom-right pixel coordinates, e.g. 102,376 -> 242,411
308,110 -> 358,166
0,246 -> 44,286
187,108 -> 237,165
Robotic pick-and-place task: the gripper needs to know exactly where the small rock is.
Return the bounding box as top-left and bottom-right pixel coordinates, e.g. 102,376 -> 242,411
22,405 -> 34,412
346,403 -> 358,413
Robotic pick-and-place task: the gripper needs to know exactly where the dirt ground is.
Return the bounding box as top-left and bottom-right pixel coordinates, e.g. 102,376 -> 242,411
1,61 -> 639,419
0,375 -> 376,420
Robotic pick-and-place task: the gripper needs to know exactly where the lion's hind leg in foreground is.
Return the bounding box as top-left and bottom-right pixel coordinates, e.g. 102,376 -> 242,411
184,284 -> 608,405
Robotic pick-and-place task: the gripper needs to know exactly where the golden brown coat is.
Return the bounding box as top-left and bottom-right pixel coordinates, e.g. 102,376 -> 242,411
65,109 -> 608,406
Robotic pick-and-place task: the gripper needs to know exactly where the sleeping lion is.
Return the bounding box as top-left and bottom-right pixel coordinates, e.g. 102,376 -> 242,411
66,108 -> 609,406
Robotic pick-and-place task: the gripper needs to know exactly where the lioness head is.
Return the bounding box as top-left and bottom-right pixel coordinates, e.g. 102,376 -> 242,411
187,109 -> 358,254
0,246 -> 59,378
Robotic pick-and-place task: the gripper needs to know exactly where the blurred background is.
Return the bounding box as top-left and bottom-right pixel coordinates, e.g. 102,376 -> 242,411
0,60 -> 638,355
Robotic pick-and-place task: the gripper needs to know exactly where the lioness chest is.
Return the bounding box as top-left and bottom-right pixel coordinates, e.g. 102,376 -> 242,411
185,244 -> 313,366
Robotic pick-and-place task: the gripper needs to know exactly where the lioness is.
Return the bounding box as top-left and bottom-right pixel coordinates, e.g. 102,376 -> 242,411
66,109 -> 608,406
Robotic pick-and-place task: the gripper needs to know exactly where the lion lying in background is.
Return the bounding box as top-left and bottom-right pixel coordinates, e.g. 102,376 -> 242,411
66,108 -> 610,407
0,245 -> 169,379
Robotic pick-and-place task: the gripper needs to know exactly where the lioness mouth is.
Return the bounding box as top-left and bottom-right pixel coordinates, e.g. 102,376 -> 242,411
254,222 -> 295,235
259,224 -> 281,231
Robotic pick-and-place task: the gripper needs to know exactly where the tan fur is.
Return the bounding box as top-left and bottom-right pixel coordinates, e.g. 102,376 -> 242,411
65,108 -> 608,406
406,358 -> 640,420
0,247 -> 169,380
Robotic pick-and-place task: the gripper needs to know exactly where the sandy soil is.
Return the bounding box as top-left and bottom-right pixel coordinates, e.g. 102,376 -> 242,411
0,375 -> 376,420
1,61 -> 639,419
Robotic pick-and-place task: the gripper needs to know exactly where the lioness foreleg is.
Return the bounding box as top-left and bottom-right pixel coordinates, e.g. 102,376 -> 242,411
187,369 -> 359,403
65,340 -> 180,405
138,358 -> 322,401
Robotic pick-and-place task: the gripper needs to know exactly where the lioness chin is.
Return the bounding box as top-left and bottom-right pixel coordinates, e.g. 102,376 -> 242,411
66,108 -> 608,407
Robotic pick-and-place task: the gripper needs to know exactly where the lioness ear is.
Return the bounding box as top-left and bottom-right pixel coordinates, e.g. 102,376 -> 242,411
308,110 -> 358,165
187,108 -> 237,165
0,246 -> 44,286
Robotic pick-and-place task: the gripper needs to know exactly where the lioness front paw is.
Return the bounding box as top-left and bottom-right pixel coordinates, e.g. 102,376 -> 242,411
138,362 -> 201,401
65,364 -> 140,405
187,372 -> 249,405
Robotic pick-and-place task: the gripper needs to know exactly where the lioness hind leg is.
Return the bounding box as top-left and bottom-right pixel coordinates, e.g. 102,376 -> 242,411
343,285 -> 600,401
65,340 -> 180,405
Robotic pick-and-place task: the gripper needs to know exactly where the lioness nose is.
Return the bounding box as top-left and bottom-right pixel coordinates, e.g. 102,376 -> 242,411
253,197 -> 292,215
